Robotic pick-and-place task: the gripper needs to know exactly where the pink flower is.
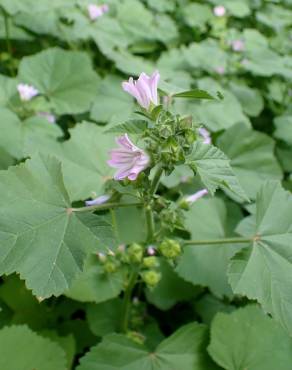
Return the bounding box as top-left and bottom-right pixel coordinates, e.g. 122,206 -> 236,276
108,134 -> 150,181
17,83 -> 39,101
85,194 -> 110,206
198,127 -> 211,144
215,66 -> 225,75
87,4 -> 109,21
37,111 -> 56,124
122,71 -> 160,110
185,189 -> 208,204
231,40 -> 245,52
213,5 -> 226,17
147,246 -> 156,256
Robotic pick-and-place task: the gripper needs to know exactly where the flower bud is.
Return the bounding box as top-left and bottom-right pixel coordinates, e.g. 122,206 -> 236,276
126,331 -> 145,345
128,243 -> 144,264
159,239 -> 182,259
103,261 -> 118,274
97,252 -> 107,263
141,270 -> 161,287
143,256 -> 159,269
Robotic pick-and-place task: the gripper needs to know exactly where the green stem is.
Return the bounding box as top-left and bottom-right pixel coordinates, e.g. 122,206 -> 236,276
183,237 -> 252,246
120,269 -> 139,333
150,166 -> 164,196
145,206 -> 155,242
3,10 -> 12,55
144,166 -> 164,242
2,9 -> 14,76
71,202 -> 142,213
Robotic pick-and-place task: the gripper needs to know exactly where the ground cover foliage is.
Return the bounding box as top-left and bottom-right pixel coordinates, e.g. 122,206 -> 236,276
0,0 -> 291,369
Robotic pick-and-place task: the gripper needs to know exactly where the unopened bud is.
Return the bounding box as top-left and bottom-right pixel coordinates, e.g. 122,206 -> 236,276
128,243 -> 144,263
141,270 -> 161,287
159,239 -> 181,259
97,252 -> 107,263
103,261 -> 117,274
143,256 -> 159,268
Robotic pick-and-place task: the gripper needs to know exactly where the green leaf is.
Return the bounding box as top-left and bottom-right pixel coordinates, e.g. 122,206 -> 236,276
173,89 -> 218,100
229,82 -> 264,117
146,259 -> 198,310
0,75 -> 17,106
195,294 -> 235,325
60,122 -> 115,202
217,123 -> 282,199
182,3 -> 213,31
183,40 -> 228,73
228,181 -> 292,335
0,154 -> 113,298
77,322 -> 218,370
66,255 -> 125,303
208,305 -> 292,370
0,275 -> 52,330
0,325 -> 67,370
105,119 -> 148,135
176,198 -> 245,298
87,298 -> 122,336
18,48 -> 100,114
188,141 -> 249,201
90,75 -> 134,124
274,115 -> 292,145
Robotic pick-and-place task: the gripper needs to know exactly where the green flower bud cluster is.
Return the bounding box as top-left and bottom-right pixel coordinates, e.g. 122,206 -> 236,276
145,110 -> 198,174
159,239 -> 182,259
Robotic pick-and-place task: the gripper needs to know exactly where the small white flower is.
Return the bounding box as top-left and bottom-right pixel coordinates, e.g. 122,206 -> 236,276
215,66 -> 225,75
37,111 -> 56,124
87,4 -> 109,21
213,5 -> 226,17
147,246 -> 156,256
17,83 -> 39,101
231,40 -> 245,52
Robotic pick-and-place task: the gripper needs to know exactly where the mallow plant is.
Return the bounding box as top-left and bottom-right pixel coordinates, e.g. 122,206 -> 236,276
1,69 -> 292,370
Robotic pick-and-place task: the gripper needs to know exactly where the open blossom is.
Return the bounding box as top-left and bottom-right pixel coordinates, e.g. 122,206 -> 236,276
185,189 -> 208,204
87,4 -> 109,21
17,83 -> 39,101
231,40 -> 245,52
85,194 -> 110,206
108,134 -> 150,181
198,127 -> 211,144
122,71 -> 160,110
213,5 -> 226,17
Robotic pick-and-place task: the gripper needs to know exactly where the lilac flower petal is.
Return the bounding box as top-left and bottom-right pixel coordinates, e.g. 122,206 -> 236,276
85,194 -> 110,206
198,127 -> 212,144
17,83 -> 39,101
122,71 -> 160,110
108,134 -> 149,181
185,189 -> 208,204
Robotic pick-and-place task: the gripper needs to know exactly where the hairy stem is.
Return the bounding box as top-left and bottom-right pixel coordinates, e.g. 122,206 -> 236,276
120,269 -> 139,333
71,201 -> 142,213
183,237 -> 252,246
145,206 -> 155,242
150,166 -> 164,196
